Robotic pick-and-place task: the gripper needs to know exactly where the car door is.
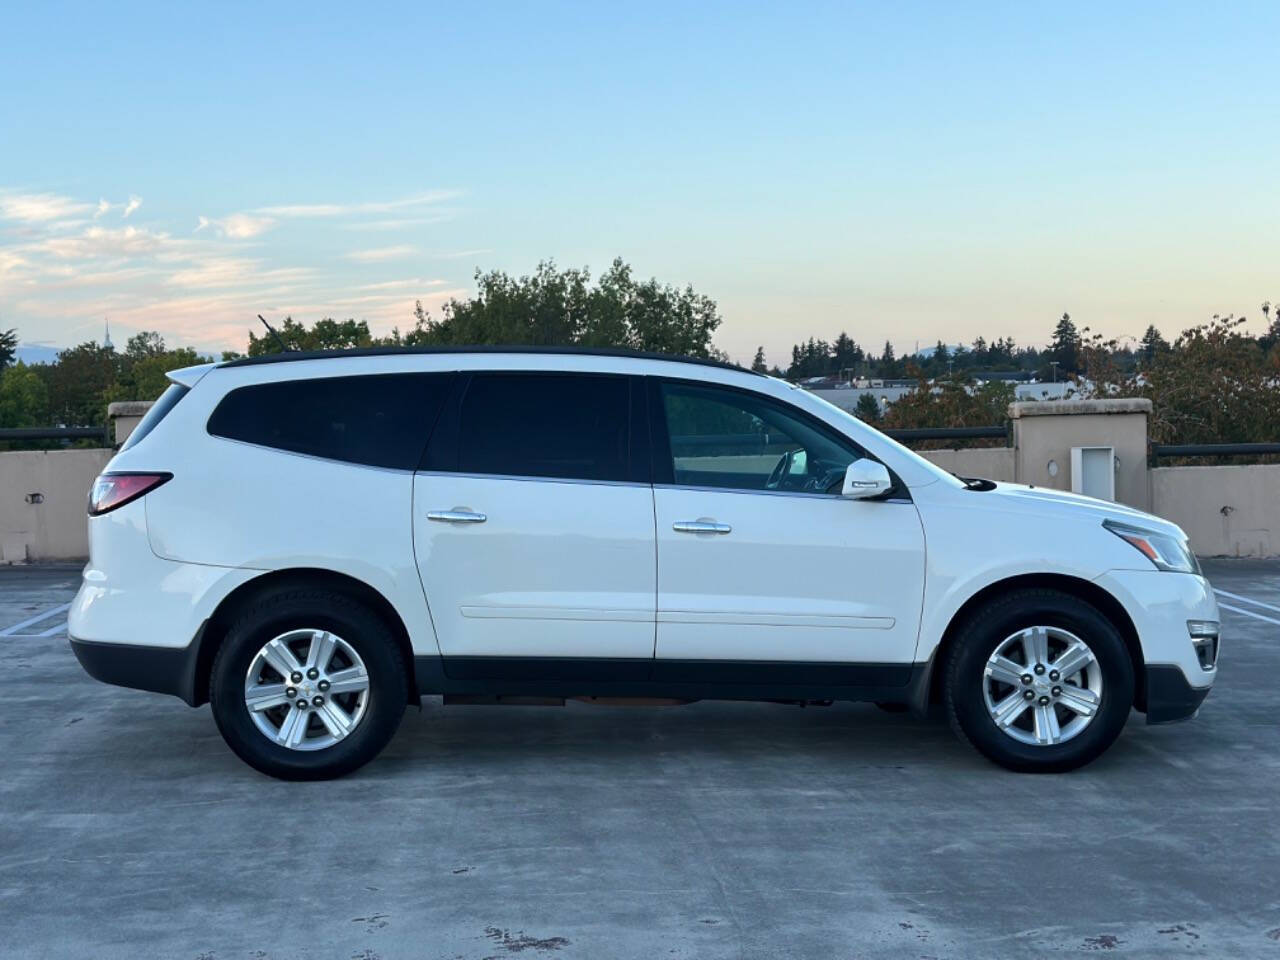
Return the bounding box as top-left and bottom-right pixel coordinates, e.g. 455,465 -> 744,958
650,378 -> 926,685
412,371 -> 656,681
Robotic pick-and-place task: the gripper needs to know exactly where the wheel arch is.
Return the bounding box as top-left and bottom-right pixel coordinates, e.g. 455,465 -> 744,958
190,567 -> 419,708
924,573 -> 1147,712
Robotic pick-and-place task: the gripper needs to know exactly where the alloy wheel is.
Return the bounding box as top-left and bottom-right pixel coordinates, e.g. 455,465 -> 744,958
243,628 -> 370,750
982,626 -> 1103,746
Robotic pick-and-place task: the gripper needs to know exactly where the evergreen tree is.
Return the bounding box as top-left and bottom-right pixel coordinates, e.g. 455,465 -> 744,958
1049,312 -> 1081,374
750,346 -> 767,373
854,392 -> 881,422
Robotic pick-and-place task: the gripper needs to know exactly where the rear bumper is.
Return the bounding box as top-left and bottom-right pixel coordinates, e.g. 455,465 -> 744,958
1144,663 -> 1212,724
69,633 -> 202,706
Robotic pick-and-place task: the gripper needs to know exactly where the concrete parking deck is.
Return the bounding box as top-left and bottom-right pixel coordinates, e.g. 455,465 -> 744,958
0,561 -> 1277,959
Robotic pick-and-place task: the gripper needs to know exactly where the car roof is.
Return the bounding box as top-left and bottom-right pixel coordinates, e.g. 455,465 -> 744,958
217,345 -> 755,375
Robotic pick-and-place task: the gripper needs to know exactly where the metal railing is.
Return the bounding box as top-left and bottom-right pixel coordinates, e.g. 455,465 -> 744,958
0,426 -> 110,444
1151,442 -> 1280,461
883,425 -> 1009,443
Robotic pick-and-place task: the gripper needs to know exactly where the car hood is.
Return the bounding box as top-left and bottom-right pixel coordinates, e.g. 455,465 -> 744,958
981,482 -> 1185,537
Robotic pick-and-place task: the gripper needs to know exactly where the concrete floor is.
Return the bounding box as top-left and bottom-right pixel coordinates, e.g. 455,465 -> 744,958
1,561 -> 1277,960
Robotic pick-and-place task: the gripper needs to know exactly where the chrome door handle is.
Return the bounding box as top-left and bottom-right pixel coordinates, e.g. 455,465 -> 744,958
427,509 -> 487,523
672,520 -> 732,535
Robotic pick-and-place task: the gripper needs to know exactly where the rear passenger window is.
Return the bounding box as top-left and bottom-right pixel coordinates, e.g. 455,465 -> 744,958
207,373 -> 450,469
457,374 -> 629,482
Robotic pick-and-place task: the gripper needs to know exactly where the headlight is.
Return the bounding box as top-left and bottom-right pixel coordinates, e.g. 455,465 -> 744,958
1103,520 -> 1200,574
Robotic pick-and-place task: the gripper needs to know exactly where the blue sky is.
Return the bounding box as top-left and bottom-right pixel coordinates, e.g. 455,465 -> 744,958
2,1 -> 1277,366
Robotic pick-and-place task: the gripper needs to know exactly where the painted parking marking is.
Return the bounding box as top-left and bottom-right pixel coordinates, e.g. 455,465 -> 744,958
34,620 -> 67,637
1216,602 -> 1280,626
0,602 -> 71,637
1214,588 -> 1280,615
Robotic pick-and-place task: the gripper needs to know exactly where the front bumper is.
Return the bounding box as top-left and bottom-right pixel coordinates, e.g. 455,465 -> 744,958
1094,568 -> 1218,721
70,633 -> 203,706
1144,664 -> 1212,724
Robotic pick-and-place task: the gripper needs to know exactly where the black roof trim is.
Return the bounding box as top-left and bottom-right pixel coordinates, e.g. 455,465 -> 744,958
218,344 -> 755,374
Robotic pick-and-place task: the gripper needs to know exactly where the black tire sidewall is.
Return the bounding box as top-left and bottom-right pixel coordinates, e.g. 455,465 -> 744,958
946,591 -> 1134,773
210,590 -> 407,780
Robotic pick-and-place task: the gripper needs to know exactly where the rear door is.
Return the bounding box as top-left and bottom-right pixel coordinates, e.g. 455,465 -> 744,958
412,371 -> 656,681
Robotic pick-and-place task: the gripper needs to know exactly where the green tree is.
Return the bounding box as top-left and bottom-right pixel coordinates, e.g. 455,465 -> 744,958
40,342 -> 118,426
1048,312 -> 1081,375
403,258 -> 722,358
0,328 -> 16,369
854,392 -> 881,422
1138,325 -> 1169,367
750,346 -> 768,373
0,361 -> 50,428
247,317 -> 374,356
832,332 -> 863,375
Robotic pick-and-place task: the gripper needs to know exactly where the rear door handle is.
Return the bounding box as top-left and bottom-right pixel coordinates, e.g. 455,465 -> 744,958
427,509 -> 487,524
672,520 -> 732,535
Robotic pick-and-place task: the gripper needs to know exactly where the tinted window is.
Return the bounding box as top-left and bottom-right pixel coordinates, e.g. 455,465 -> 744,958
207,373 -> 450,469
120,383 -> 188,451
660,382 -> 861,492
457,374 -> 629,481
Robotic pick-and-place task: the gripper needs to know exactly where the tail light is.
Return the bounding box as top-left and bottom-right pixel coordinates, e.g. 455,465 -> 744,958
88,472 -> 172,516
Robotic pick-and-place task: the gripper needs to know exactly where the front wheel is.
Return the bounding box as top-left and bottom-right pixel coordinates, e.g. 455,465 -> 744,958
210,587 -> 408,780
944,589 -> 1134,773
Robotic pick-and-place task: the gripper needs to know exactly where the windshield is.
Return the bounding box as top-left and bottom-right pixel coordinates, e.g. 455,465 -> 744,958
799,387 -> 967,489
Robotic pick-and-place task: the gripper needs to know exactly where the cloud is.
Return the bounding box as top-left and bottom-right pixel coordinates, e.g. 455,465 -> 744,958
195,213 -> 275,239
3,184 -> 471,352
256,190 -> 458,219
39,225 -> 174,260
0,191 -> 94,223
344,245 -> 418,263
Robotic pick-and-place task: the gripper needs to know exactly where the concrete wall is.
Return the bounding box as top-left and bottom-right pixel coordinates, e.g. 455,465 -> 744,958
919,446 -> 1016,482
1010,398 -> 1152,511
0,449 -> 112,562
1152,464 -> 1280,558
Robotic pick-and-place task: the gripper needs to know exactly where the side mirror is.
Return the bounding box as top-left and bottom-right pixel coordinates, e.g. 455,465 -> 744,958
841,458 -> 892,500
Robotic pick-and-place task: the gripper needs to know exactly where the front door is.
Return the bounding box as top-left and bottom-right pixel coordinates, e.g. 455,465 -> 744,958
413,371 -> 656,681
650,378 -> 926,685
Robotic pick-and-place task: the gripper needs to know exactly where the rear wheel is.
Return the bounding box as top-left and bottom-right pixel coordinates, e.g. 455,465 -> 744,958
944,589 -> 1134,772
210,588 -> 408,780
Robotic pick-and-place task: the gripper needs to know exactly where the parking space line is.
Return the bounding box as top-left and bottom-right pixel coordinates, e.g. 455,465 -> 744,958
1217,602 -> 1280,626
0,602 -> 72,637
1214,588 -> 1280,615
34,620 -> 67,637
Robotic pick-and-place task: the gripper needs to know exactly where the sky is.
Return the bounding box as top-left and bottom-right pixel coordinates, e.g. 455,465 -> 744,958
2,1 -> 1278,367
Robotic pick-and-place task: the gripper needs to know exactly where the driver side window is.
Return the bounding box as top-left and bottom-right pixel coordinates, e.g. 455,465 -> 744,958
659,381 -> 862,493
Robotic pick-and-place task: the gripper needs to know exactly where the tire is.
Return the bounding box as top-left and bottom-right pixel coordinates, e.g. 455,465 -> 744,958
210,587 -> 408,780
943,588 -> 1134,773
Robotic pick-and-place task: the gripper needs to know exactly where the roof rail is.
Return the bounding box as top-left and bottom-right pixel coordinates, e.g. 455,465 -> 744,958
217,344 -> 754,374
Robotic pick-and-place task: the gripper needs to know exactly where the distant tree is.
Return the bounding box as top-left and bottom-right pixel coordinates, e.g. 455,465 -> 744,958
247,317 -> 374,356
878,340 -> 898,378
40,342 -> 118,426
0,361 -> 50,429
125,330 -> 167,359
1048,312 -> 1081,375
832,332 -> 863,375
404,258 -> 722,359
1260,301 -> 1280,353
854,392 -> 881,422
750,346 -> 768,373
1139,325 -> 1169,366
0,328 -> 16,369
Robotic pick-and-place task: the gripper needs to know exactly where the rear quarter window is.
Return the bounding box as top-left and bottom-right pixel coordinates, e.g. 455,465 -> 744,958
119,383 -> 189,451
207,372 -> 451,470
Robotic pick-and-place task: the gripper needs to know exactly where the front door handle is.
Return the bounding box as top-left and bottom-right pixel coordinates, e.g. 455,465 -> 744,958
427,509 -> 487,524
672,520 -> 732,535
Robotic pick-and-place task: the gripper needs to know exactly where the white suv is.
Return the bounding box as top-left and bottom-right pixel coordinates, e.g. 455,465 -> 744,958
69,348 -> 1218,779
